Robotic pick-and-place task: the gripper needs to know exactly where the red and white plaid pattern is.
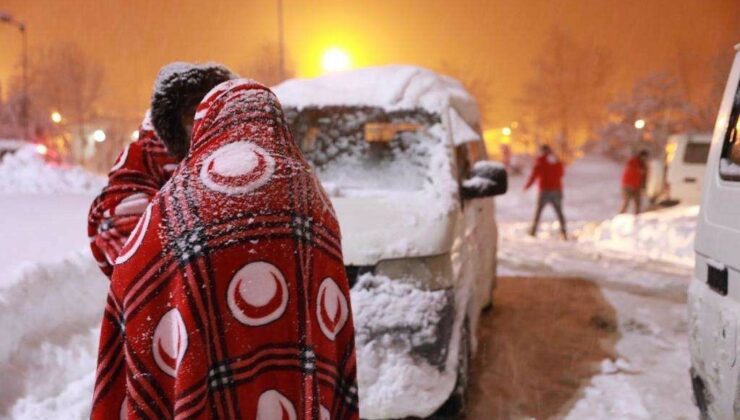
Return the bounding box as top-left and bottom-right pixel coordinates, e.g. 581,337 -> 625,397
91,80 -> 358,419
88,112 -> 178,277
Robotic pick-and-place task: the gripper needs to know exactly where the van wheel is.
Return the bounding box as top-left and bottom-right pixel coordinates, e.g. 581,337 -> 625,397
430,319 -> 471,419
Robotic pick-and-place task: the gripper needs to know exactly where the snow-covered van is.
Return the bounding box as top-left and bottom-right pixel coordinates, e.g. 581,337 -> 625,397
688,44 -> 740,419
274,66 -> 507,419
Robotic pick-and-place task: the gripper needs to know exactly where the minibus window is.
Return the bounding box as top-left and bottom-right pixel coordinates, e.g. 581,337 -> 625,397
684,143 -> 711,164
719,82 -> 740,181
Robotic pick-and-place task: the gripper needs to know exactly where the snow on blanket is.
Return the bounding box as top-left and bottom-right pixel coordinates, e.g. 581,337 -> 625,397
0,146 -> 104,194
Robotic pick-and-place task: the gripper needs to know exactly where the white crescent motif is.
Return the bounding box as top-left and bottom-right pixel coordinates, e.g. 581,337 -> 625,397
199,141 -> 275,195
110,144 -> 130,172
115,204 -> 152,265
320,405 -> 331,420
119,397 -> 128,420
152,308 -> 188,378
114,193 -> 150,216
316,277 -> 349,341
227,261 -> 289,326
256,389 -> 297,420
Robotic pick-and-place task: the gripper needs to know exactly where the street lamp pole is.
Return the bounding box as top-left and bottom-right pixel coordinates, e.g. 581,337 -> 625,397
1,12 -> 29,140
277,0 -> 286,82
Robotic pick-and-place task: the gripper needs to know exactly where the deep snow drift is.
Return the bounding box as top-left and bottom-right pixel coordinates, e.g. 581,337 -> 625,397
0,146 -> 104,194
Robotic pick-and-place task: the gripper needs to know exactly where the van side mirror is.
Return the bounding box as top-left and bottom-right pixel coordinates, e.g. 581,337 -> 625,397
461,160 -> 508,200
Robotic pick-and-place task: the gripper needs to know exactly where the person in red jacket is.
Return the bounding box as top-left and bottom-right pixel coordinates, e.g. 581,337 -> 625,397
91,63 -> 358,419
620,150 -> 649,214
88,111 -> 178,277
524,144 -> 567,239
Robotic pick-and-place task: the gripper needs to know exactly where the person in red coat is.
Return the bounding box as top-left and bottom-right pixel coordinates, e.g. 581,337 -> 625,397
620,150 -> 649,214
91,64 -> 358,419
88,111 -> 178,276
524,144 -> 567,239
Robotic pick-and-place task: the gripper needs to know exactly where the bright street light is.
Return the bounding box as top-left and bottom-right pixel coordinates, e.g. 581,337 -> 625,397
131,130 -> 139,141
50,111 -> 62,124
502,127 -> 512,136
92,129 -> 106,143
321,47 -> 351,73
634,119 -> 646,129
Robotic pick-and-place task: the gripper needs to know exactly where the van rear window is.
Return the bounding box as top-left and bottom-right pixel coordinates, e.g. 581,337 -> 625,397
684,142 -> 710,164
719,80 -> 740,181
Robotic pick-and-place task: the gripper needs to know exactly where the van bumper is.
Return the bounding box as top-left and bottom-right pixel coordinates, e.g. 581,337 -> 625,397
350,274 -> 458,419
688,277 -> 740,419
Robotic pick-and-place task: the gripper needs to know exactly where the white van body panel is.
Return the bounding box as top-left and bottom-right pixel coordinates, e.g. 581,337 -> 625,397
689,47 -> 740,419
666,133 -> 712,205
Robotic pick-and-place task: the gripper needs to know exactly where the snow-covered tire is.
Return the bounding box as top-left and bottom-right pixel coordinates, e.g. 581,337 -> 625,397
429,319 -> 471,419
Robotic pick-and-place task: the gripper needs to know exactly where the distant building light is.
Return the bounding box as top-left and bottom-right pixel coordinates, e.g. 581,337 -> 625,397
93,129 -> 106,143
35,144 -> 48,155
634,119 -> 646,129
51,111 -> 62,124
502,127 -> 512,136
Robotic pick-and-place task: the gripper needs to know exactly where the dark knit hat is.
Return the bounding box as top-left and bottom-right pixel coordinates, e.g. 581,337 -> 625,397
150,62 -> 236,159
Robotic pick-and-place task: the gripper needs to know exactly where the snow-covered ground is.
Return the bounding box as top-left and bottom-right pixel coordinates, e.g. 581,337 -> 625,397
0,152 -> 700,419
495,155 -> 698,419
0,149 -> 107,419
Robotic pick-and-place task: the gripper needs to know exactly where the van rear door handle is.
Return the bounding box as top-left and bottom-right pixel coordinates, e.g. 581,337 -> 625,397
708,262 -> 728,296
684,177 -> 697,183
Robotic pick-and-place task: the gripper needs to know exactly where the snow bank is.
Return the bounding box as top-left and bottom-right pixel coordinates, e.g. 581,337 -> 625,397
0,146 -> 104,194
580,205 -> 698,267
0,250 -> 107,418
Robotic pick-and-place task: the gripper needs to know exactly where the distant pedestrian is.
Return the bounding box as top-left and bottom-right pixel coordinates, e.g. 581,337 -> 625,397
524,144 -> 567,239
620,150 -> 649,214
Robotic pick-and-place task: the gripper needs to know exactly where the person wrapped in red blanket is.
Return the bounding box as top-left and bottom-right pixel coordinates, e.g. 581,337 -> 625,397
87,112 -> 178,276
91,64 -> 358,420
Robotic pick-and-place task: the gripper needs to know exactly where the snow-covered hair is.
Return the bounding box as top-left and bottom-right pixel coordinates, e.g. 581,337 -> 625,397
151,62 -> 236,159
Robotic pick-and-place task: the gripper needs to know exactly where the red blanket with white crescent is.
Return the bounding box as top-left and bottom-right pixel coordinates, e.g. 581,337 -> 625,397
91,79 -> 358,420
88,113 -> 178,277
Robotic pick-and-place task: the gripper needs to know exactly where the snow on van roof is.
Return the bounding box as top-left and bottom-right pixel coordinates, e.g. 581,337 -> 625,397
272,65 -> 481,128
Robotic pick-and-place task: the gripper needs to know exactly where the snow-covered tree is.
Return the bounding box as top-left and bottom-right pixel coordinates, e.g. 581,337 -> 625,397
7,42 -> 104,162
518,28 -> 613,160
595,72 -> 695,159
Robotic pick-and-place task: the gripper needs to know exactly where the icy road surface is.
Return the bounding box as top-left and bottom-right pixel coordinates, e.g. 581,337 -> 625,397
467,224 -> 697,419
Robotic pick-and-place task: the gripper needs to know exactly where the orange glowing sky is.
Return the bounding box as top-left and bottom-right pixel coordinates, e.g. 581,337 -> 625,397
1,0 -> 738,126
